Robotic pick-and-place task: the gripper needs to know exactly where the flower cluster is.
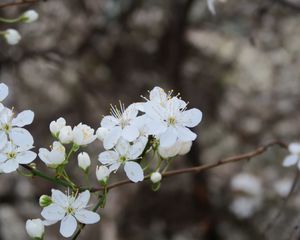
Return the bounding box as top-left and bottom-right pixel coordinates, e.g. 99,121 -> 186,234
0,83 -> 36,173
0,83 -> 203,239
96,86 -> 202,183
0,10 -> 38,45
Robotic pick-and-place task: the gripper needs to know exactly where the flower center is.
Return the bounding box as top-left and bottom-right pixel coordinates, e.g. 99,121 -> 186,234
167,117 -> 176,126
120,156 -> 127,163
67,207 -> 75,215
2,124 -> 10,132
7,152 -> 16,159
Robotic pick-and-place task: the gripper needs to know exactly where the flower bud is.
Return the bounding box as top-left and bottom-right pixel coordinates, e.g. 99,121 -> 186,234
96,165 -> 110,185
58,126 -> 73,144
49,117 -> 66,135
22,10 -> 39,23
39,195 -> 52,207
73,123 -> 96,146
150,172 -> 162,183
4,29 -> 21,45
25,219 -> 44,239
77,152 -> 91,171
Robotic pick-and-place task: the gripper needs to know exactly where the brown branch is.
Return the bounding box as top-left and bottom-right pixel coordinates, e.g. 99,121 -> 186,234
88,140 -> 287,193
0,0 -> 38,9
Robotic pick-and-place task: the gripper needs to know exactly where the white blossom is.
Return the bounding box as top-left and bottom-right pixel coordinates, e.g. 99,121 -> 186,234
143,90 -> 202,148
282,142 -> 300,169
58,126 -> 73,144
96,165 -> 110,182
4,29 -> 21,45
96,127 -> 109,142
0,142 -> 36,173
73,123 -> 96,146
0,108 -> 34,148
25,218 -> 44,239
100,103 -> 140,149
41,189 -> 100,238
77,152 -> 91,171
49,117 -> 66,135
98,138 -> 145,182
38,141 -> 66,168
230,197 -> 260,219
150,172 -> 162,183
22,10 -> 39,23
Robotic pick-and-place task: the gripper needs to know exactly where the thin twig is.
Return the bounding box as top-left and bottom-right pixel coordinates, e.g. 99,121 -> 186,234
0,0 -> 38,9
86,140 -> 287,192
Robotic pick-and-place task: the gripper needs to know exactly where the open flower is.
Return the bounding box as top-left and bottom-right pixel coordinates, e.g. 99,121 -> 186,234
73,123 -> 96,146
100,103 -> 140,149
41,189 -> 100,238
38,141 -> 66,168
0,142 -> 36,173
0,108 -> 34,148
144,95 -> 202,148
282,142 -> 300,169
98,138 -> 145,182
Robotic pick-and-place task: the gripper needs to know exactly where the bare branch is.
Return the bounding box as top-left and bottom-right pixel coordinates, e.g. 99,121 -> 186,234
0,0 -> 38,9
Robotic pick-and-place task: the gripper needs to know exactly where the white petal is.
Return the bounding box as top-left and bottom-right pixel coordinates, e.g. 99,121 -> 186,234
0,83 -> 9,101
75,209 -> 100,224
149,86 -> 167,102
159,127 -> 177,148
15,151 -> 36,164
109,162 -> 121,172
0,132 -> 7,150
289,143 -> 300,155
144,101 -> 164,122
124,161 -> 144,183
42,219 -> 58,226
283,155 -> 298,167
0,159 -> 19,173
72,190 -> 90,209
51,189 -> 69,208
101,116 -> 118,128
115,138 -> 130,156
176,126 -> 197,142
178,141 -> 192,155
41,204 -> 65,221
12,110 -> 34,127
9,128 -> 34,147
122,125 -> 139,142
124,104 -> 139,119
128,136 -> 148,159
103,126 -> 122,150
60,215 -> 77,238
98,151 -> 119,165
0,153 -> 7,163
181,108 -> 202,128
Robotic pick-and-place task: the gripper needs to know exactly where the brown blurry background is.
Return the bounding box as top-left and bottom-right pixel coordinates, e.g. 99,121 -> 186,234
1,0 -> 300,239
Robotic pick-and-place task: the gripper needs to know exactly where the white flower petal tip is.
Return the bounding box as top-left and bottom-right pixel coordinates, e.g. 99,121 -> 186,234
124,161 -> 144,183
0,83 -> 9,101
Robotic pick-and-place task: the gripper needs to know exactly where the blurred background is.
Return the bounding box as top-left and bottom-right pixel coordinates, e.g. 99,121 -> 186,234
1,0 -> 300,239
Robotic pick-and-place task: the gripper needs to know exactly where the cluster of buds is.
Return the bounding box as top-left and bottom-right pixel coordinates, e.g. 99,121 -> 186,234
0,10 -> 38,45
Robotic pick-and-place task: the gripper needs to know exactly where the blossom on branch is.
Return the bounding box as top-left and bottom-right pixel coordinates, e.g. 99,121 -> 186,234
41,189 -> 100,238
